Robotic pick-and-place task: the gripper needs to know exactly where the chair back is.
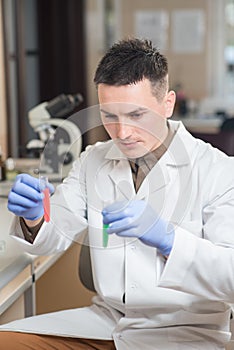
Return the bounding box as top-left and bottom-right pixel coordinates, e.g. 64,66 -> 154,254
79,232 -> 96,292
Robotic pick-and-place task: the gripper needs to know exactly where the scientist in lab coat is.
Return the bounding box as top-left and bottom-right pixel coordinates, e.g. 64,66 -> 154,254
1,38 -> 234,350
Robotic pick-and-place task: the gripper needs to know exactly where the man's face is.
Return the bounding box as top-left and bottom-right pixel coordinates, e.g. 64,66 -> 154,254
98,79 -> 175,158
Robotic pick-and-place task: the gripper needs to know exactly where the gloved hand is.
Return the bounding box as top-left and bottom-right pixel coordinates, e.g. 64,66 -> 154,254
102,200 -> 174,256
8,173 -> 54,221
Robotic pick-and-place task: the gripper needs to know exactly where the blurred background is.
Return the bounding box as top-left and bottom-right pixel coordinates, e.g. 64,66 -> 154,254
0,0 -> 234,161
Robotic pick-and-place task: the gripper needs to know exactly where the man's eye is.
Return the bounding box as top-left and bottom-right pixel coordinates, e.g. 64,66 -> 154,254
103,113 -> 117,119
129,113 -> 143,118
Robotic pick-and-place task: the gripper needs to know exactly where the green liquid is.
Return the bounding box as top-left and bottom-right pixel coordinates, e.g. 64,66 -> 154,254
103,224 -> 109,248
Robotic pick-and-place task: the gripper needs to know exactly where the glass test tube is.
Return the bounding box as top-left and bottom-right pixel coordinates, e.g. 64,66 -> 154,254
102,200 -> 111,248
40,175 -> 50,222
103,224 -> 109,248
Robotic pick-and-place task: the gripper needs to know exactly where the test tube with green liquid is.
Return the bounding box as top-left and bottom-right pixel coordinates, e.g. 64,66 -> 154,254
102,200 -> 112,248
103,224 -> 109,248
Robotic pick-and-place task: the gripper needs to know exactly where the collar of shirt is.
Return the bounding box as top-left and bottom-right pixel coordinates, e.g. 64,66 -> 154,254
129,123 -> 175,176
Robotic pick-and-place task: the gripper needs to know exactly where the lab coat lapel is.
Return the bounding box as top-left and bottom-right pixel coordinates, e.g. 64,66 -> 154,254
135,121 -> 193,200
105,141 -> 170,200
104,142 -> 135,200
108,160 -> 135,200
136,160 -> 170,199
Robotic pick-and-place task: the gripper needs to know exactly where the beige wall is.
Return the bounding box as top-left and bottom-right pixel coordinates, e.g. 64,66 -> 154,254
84,0 -> 111,145
85,0 -> 105,107
85,0 -> 215,105
0,295 -> 25,324
84,0 -> 213,143
0,1 -> 7,157
120,0 -> 210,101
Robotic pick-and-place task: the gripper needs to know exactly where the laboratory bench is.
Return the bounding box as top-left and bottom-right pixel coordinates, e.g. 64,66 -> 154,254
180,115 -> 223,134
0,190 -> 65,323
172,114 -> 224,133
174,115 -> 234,156
0,251 -> 64,323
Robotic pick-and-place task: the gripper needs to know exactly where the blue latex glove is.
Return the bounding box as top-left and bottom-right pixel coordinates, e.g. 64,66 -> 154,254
8,173 -> 54,221
102,200 -> 174,256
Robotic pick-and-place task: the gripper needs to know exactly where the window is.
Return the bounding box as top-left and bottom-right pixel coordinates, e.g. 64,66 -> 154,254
224,0 -> 234,95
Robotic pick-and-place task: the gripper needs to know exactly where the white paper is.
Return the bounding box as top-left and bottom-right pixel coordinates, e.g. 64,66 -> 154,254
134,11 -> 169,50
171,9 -> 205,53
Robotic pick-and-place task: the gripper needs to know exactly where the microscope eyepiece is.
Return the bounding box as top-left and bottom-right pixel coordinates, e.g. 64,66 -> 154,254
72,93 -> 83,106
46,93 -> 83,118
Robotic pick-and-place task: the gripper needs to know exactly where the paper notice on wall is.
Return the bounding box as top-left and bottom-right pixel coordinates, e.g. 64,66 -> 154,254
171,9 -> 205,53
134,11 -> 169,50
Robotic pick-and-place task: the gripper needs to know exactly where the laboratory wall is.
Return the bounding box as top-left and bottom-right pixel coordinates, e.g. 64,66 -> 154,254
84,0 -> 216,150
85,0 -> 225,107
120,0 -> 209,100
1,0 -> 231,157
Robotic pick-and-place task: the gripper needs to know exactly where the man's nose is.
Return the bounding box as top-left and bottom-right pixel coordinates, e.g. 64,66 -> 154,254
116,122 -> 132,139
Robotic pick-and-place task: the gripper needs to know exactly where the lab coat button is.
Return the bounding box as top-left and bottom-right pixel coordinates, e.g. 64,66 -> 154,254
130,283 -> 138,290
131,244 -> 136,250
117,333 -> 122,339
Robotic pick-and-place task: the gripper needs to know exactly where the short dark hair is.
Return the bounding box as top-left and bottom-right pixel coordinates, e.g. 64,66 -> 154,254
94,37 -> 169,101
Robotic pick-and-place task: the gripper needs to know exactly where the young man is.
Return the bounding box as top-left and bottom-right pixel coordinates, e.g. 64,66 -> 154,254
1,38 -> 234,350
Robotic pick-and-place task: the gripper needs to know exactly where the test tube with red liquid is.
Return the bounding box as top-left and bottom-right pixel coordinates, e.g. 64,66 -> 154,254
40,176 -> 50,222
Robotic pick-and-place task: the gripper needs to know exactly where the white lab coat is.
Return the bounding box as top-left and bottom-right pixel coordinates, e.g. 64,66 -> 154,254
1,120 -> 234,350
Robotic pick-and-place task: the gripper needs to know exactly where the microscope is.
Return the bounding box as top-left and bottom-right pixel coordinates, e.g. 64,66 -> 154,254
27,93 -> 83,179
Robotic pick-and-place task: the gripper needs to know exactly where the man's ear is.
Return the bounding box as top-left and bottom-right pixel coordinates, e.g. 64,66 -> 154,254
164,90 -> 176,118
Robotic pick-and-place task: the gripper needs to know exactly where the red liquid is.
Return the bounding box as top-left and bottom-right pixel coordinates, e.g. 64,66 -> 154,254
43,188 -> 50,222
